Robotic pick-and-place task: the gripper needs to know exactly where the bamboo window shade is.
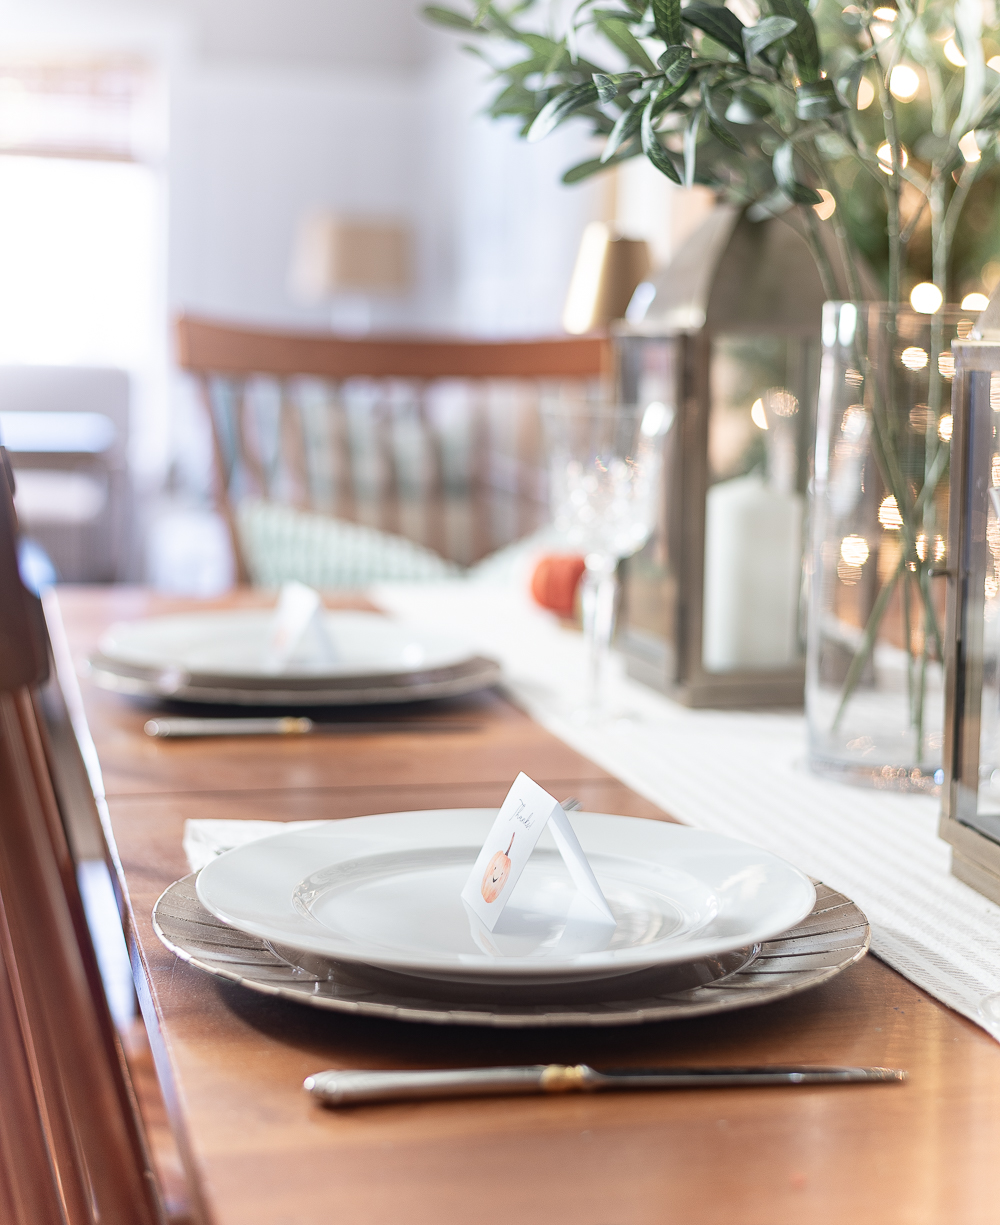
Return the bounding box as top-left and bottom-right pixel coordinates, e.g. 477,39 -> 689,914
0,56 -> 156,162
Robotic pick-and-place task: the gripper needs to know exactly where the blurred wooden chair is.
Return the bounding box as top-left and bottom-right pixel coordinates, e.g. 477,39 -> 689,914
0,449 -> 164,1225
175,315 -> 611,584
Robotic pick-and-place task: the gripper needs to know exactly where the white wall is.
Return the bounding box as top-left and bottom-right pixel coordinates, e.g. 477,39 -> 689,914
168,30 -> 606,338
418,45 -> 605,336
169,64 -> 424,333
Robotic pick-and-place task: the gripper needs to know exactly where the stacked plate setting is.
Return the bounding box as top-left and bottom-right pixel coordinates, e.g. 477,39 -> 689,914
90,610 -> 501,705
160,809 -> 864,1025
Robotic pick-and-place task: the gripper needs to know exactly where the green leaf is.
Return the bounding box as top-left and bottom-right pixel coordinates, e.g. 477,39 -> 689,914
521,33 -> 569,63
593,73 -> 620,104
772,141 -> 822,204
422,6 -> 478,31
707,112 -> 744,151
596,17 -> 658,72
602,95 -> 645,160
766,0 -> 820,83
527,82 -> 600,142
641,95 -> 683,182
472,0 -> 491,25
652,0 -> 683,46
592,71 -> 641,104
564,140 -> 643,184
725,88 -> 772,122
683,107 -> 702,187
795,79 -> 845,120
489,81 -> 542,117
742,15 -> 797,63
682,1 -> 745,57
658,44 -> 692,84
562,157 -> 613,184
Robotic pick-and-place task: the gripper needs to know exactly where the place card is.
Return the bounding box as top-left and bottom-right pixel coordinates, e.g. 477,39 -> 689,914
263,581 -> 336,672
461,772 -> 615,931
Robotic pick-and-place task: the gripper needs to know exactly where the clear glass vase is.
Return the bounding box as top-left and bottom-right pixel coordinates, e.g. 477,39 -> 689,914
807,302 -> 972,791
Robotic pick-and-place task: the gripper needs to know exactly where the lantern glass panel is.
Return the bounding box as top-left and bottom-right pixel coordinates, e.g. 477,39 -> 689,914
950,361 -> 1000,835
940,335 -> 1000,905
616,335 -> 678,663
702,334 -> 816,674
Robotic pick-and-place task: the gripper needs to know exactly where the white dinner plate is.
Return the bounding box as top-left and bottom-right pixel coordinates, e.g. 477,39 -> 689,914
96,610 -> 478,679
195,810 -> 816,986
155,874 -> 869,1027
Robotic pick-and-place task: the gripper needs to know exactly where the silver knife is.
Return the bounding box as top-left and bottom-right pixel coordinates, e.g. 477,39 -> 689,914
304,1063 -> 906,1106
143,716 -> 477,739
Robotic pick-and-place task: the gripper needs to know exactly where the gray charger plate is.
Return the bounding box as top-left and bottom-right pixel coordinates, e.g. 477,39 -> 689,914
153,874 -> 869,1028
89,653 -> 501,706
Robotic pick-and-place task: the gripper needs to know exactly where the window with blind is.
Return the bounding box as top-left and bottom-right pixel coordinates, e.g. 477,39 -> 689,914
0,55 -> 163,367
0,56 -> 159,162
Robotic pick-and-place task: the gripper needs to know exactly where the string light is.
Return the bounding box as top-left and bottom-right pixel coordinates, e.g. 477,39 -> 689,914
878,495 -> 903,530
840,535 -> 870,567
900,346 -> 928,371
877,141 -> 908,174
889,65 -> 919,100
910,282 -> 943,313
962,292 -> 990,310
944,37 -> 966,66
958,131 -> 981,162
813,188 -> 837,219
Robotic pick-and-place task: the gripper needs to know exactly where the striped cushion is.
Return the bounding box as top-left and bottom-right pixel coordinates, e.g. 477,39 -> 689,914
237,501 -> 461,589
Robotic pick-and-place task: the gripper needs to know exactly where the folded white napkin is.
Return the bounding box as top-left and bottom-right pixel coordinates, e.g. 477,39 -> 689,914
183,818 -> 321,872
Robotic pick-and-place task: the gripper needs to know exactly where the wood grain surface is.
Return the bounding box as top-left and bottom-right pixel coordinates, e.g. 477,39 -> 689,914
52,587 -> 1000,1225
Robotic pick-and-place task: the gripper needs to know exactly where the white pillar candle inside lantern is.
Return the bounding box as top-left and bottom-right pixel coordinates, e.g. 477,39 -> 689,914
703,481 -> 803,671
703,387 -> 803,670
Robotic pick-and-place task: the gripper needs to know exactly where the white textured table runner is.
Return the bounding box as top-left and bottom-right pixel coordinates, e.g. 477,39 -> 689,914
367,580 -> 1000,1042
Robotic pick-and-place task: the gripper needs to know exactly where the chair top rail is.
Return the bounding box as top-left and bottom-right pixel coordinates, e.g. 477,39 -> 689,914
176,315 -> 611,382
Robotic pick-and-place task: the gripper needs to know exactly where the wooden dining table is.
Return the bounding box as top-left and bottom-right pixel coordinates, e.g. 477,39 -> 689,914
48,586 -> 1000,1225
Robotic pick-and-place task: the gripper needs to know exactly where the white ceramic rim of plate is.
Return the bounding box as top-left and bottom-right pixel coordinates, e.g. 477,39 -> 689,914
96,609 -> 480,680
194,811 -> 816,981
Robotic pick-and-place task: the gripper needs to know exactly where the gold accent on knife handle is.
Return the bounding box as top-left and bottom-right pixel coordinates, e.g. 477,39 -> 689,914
539,1064 -> 591,1092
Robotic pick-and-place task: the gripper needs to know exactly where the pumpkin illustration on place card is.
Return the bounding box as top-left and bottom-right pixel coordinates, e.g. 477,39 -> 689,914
481,834 -> 514,903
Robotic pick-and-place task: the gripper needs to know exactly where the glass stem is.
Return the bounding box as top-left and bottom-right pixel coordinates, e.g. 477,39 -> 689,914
581,556 -> 619,714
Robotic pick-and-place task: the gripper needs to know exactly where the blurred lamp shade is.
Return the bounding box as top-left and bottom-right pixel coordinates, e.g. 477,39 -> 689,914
562,223 -> 650,335
290,214 -> 413,301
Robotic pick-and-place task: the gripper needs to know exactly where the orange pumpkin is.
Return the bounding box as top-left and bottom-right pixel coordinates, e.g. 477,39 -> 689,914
530,554 -> 586,619
481,833 -> 515,903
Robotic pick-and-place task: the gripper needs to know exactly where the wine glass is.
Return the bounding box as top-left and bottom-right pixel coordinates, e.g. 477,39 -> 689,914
543,401 -> 672,720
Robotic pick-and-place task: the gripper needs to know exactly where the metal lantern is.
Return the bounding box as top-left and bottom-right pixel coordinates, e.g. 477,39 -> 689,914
614,204 -> 831,707
940,292 -> 1000,902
